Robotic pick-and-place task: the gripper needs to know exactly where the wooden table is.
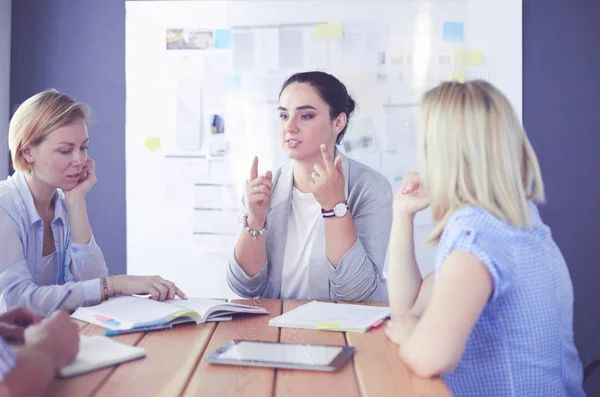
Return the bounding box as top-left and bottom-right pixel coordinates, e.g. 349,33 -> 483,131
49,299 -> 451,397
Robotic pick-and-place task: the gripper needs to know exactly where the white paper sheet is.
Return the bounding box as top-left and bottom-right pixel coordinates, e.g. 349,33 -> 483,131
279,29 -> 304,69
233,31 -> 255,71
254,27 -> 279,72
269,301 -> 390,332
203,52 -> 232,108
175,75 -> 202,150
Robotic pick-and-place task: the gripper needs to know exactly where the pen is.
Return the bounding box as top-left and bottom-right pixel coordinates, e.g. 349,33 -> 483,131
48,288 -> 73,315
104,323 -> 173,337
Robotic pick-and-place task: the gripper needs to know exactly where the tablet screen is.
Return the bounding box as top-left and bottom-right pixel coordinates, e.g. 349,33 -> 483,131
217,341 -> 343,366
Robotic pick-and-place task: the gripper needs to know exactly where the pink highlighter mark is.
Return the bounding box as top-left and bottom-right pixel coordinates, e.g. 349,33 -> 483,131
93,314 -> 114,321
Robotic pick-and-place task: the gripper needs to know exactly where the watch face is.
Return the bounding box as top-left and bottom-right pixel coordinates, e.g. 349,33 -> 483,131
334,202 -> 348,217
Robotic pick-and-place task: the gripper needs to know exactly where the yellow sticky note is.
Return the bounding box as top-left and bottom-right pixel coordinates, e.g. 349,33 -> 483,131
171,309 -> 193,318
315,322 -> 360,332
144,136 -> 161,152
315,23 -> 343,40
316,322 -> 342,329
450,72 -> 466,83
455,49 -> 484,66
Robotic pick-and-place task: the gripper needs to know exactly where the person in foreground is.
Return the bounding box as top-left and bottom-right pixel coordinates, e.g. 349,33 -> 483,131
0,306 -> 79,397
0,89 -> 186,316
385,80 -> 585,396
227,71 -> 392,301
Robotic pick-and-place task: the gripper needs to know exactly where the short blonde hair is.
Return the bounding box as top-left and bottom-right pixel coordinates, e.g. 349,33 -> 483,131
419,80 -> 544,244
8,89 -> 90,173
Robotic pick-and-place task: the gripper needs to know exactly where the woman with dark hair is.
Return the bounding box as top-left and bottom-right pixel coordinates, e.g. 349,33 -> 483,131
227,71 -> 393,301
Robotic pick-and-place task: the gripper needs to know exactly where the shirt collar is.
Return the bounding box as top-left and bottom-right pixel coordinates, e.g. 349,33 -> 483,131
13,172 -> 67,226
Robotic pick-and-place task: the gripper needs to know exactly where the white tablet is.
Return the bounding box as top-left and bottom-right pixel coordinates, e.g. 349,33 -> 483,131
204,340 -> 355,372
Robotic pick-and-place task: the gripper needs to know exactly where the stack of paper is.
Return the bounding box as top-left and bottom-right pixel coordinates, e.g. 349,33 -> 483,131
268,301 -> 390,332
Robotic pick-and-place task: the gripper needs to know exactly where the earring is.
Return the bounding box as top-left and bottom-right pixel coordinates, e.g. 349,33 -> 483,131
333,129 -> 337,135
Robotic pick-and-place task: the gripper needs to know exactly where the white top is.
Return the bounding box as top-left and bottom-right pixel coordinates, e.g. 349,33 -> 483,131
39,252 -> 57,286
280,188 -> 322,299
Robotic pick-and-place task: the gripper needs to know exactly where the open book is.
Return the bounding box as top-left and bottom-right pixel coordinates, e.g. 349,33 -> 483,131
268,301 -> 391,333
71,296 -> 268,331
59,335 -> 146,378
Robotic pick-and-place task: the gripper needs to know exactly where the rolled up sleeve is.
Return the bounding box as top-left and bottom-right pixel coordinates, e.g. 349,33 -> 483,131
227,253 -> 268,298
226,188 -> 269,298
64,234 -> 108,282
328,181 -> 393,302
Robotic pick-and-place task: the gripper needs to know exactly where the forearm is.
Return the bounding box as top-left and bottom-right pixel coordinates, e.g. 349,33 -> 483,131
399,320 -> 457,378
66,239 -> 108,282
409,273 -> 434,317
4,347 -> 55,397
324,214 -> 358,268
66,197 -> 92,245
233,215 -> 267,277
0,267 -> 101,315
388,213 -> 423,317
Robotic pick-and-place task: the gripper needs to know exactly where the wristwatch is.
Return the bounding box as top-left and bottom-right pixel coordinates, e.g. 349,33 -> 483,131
321,200 -> 349,218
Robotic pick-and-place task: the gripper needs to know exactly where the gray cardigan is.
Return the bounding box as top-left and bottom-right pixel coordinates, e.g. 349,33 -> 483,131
227,152 -> 393,302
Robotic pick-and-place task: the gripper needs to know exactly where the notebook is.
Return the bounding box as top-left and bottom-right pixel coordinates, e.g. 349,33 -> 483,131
268,301 -> 391,332
71,296 -> 269,331
58,335 -> 146,378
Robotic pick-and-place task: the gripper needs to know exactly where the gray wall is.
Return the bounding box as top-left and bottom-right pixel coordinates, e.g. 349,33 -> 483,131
8,0 -> 600,392
0,0 -> 10,180
10,0 -> 126,275
523,0 -> 600,391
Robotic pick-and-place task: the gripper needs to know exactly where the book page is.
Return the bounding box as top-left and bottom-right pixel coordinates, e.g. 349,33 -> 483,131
72,296 -> 184,329
164,298 -> 268,320
164,298 -> 225,319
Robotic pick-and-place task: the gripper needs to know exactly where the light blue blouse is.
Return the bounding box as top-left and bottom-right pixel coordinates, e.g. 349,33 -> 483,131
0,172 -> 108,315
436,203 -> 584,396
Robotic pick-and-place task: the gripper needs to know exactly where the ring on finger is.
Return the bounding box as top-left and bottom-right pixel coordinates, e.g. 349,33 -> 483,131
311,171 -> 318,183
254,185 -> 260,193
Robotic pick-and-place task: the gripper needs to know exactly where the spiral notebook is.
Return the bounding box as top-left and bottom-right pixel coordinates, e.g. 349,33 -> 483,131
58,335 -> 146,378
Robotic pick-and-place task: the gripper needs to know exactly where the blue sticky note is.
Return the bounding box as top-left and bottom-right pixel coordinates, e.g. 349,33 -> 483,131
215,29 -> 232,49
443,21 -> 464,42
226,75 -> 241,92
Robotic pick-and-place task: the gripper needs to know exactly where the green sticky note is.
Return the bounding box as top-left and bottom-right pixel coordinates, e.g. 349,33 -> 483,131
315,322 -> 359,332
455,49 -> 484,66
315,23 -> 343,40
144,136 -> 161,152
450,72 -> 466,83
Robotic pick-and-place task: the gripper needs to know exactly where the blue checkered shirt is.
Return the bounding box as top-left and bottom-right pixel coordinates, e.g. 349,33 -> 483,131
434,203 -> 585,396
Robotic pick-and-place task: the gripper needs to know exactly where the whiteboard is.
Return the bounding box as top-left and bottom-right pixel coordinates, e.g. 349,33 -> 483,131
125,0 -> 522,299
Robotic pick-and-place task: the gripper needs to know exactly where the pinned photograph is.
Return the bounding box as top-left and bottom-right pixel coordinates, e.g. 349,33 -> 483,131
166,29 -> 214,50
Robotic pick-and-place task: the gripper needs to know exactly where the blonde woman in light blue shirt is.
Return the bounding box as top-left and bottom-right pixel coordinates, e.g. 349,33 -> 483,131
0,89 -> 187,316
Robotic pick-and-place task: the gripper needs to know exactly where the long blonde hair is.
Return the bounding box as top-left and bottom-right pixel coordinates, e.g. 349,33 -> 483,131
9,89 -> 90,173
419,80 -> 544,244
